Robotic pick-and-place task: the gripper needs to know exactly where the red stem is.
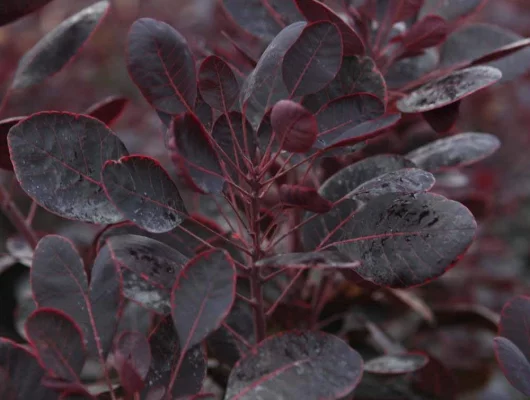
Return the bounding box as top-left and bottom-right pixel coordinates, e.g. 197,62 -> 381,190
0,183 -> 39,249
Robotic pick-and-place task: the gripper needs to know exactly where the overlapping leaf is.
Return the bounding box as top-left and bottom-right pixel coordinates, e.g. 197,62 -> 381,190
114,331 -> 151,393
8,112 -> 128,224
11,1 -> 110,90
270,100 -> 317,153
85,96 -> 129,126
225,331 -> 363,399
279,184 -> 332,213
400,15 -> 448,55
0,117 -> 23,171
199,56 -> 240,113
102,155 -> 187,233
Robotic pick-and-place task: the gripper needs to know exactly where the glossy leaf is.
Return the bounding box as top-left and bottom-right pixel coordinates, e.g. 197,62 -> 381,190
105,234 -> 189,314
364,354 -> 429,375
397,66 -> 502,113
0,339 -> 58,400
282,21 -> 342,97
25,308 -> 86,382
0,117 -> 23,171
331,193 -> 477,288
169,112 -> 225,194
295,0 -> 364,56
8,112 -> 128,224
11,1 -> 110,90
114,331 -> 151,393
225,331 -> 363,399
240,21 -> 306,129
406,132 -> 501,172
279,184 -> 332,213
142,317 -> 206,399
198,56 -> 240,112
0,0 -> 53,26
316,94 -> 386,148
303,55 -> 386,113
270,100 -> 317,153
85,96 -> 129,126
31,235 -> 121,359
102,155 -> 187,233
494,337 -> 530,396
401,15 -> 448,54
256,251 -> 360,269
127,18 -> 196,115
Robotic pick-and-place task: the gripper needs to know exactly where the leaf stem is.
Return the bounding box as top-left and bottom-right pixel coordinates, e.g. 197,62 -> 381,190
266,269 -> 304,317
0,183 -> 39,249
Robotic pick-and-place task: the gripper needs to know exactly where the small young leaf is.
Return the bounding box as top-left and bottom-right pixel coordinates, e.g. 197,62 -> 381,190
0,117 -> 23,171
255,251 -> 360,269
397,66 -> 502,113
169,112 -> 225,194
127,18 -> 196,115
282,21 -> 342,97
11,1 -> 110,90
31,235 -> 121,360
142,317 -> 206,399
0,0 -> 53,26
364,354 -> 429,375
114,331 -> 151,393
270,100 -> 317,153
225,331 -> 363,399
401,15 -> 448,54
8,112 -> 129,224
199,56 -> 240,112
85,96 -> 129,126
295,0 -> 365,56
25,308 -> 86,382
0,339 -> 58,400
102,155 -> 187,233
406,132 -> 501,172
279,184 -> 332,213
494,337 -> 530,396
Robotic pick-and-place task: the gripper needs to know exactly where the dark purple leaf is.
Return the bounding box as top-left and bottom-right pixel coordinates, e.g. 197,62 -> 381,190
279,184 -> 332,213
199,56 -> 240,112
127,18 -> 196,115
114,331 -> 151,393
282,21 -> 342,97
25,308 -> 86,382
494,337 -> 530,396
102,155 -> 187,233
31,235 -> 122,360
348,168 -> 436,202
319,155 -> 416,202
0,338 -> 58,400
105,234 -> 189,314
420,0 -> 486,21
194,93 -> 213,132
471,37 -> 530,66
11,1 -> 109,90
142,317 -> 206,399
400,15 -> 448,54
85,96 -> 129,126
225,331 -> 363,399
396,66 -> 502,113
8,112 -> 129,224
386,0 -> 425,23
171,249 -> 236,350
498,295 -> 530,363
0,117 -> 23,171
270,100 -> 317,153
440,23 -> 530,82
169,112 -> 225,194
240,21 -> 306,129
385,48 -> 439,90
406,132 -> 501,172
316,94 -> 385,147
422,100 -> 460,133
303,55 -> 386,113
0,0 -> 53,26
295,0 -> 365,56
222,0 -> 303,42
364,353 -> 429,375
255,251 -> 360,269
330,192 -> 476,288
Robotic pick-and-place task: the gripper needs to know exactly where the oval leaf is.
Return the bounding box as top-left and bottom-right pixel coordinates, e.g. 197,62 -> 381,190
0,117 -> 23,171
364,354 -> 429,375
406,132 -> 501,172
8,112 -> 129,224
498,295 -> 530,362
282,21 -> 342,97
225,331 -> 363,399
127,18 -> 196,115
114,331 -> 151,393
102,155 -> 187,233
270,100 -> 317,153
85,96 -> 129,126
25,308 -> 86,383
401,15 -> 448,55
279,184 -> 332,213
494,337 -> 530,396
199,56 -> 240,112
12,1 -> 110,90
397,66 -> 502,113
